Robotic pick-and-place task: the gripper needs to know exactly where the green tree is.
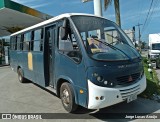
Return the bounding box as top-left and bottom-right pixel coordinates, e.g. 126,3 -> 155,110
141,41 -> 146,49
104,0 -> 121,27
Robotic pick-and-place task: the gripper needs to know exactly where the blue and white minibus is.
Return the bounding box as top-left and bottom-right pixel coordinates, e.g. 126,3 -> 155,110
10,13 -> 146,113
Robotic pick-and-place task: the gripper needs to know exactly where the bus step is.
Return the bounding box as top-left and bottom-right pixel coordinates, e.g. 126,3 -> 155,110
45,86 -> 56,94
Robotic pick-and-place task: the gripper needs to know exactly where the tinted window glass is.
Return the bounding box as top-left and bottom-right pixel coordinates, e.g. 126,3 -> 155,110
71,15 -> 139,61
23,32 -> 31,51
59,27 -> 81,63
24,32 -> 31,42
33,29 -> 43,51
17,35 -> 21,50
11,37 -> 16,50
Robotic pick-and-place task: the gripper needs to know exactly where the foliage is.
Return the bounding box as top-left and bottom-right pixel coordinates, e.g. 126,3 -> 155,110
104,0 -> 112,10
104,0 -> 121,26
141,41 -> 147,49
139,57 -> 160,98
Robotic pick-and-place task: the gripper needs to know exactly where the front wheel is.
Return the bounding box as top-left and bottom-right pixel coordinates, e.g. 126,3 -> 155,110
60,82 -> 78,113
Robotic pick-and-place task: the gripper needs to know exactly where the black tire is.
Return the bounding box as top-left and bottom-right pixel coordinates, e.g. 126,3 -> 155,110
17,68 -> 25,83
148,54 -> 150,60
60,82 -> 78,113
156,61 -> 159,69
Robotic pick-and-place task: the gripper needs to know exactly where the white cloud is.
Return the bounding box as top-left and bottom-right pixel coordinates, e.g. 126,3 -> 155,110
30,2 -> 51,9
12,0 -> 52,8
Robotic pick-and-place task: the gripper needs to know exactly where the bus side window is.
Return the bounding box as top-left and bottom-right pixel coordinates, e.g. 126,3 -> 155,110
23,32 -> 31,51
59,35 -> 73,51
58,28 -> 82,63
11,37 -> 16,50
33,29 -> 43,51
17,35 -> 21,50
10,37 -> 14,50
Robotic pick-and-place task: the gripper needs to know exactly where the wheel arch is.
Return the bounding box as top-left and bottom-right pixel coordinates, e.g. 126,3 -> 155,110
56,77 -> 78,104
17,66 -> 21,72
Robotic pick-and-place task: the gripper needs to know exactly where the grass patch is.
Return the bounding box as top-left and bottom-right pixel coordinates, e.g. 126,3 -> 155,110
139,57 -> 160,98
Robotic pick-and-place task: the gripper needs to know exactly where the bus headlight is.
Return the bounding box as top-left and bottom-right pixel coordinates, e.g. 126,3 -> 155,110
92,73 -> 114,87
92,73 -> 104,82
97,76 -> 104,82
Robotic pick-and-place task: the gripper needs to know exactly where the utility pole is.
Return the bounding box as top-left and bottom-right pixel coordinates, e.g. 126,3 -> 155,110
82,0 -> 102,16
93,0 -> 102,16
135,23 -> 143,51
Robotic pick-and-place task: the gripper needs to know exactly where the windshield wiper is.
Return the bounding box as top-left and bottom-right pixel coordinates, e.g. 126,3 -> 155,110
105,34 -> 141,59
91,35 -> 119,50
92,37 -> 133,61
105,33 -> 120,42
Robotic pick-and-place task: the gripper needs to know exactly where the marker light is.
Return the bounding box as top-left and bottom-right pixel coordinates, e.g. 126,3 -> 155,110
80,90 -> 84,94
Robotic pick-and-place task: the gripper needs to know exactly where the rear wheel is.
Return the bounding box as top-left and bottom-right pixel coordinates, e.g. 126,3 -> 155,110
60,82 -> 78,113
17,68 -> 25,83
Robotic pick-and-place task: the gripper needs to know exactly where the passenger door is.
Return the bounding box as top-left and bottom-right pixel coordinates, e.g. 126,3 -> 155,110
45,25 -> 56,87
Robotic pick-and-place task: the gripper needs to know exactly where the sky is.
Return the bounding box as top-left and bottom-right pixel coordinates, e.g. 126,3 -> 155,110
12,0 -> 160,43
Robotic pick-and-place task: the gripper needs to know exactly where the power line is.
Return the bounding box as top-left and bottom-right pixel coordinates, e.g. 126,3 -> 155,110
142,0 -> 159,34
141,0 -> 154,32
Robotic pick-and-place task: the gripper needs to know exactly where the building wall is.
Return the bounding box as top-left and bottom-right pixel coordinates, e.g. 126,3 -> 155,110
124,29 -> 135,42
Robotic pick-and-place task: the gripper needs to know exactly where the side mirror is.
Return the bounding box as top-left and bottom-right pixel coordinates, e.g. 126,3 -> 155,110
60,19 -> 69,40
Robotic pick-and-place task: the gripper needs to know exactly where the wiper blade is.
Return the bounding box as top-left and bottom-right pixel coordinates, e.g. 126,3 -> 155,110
93,38 -> 117,50
92,38 -> 133,61
105,33 -> 121,43
105,33 -> 141,59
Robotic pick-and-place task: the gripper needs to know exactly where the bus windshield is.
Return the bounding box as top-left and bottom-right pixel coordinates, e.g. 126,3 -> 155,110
71,15 -> 140,61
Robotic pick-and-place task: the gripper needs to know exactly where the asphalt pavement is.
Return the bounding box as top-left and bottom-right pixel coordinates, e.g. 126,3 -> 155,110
0,66 -> 160,122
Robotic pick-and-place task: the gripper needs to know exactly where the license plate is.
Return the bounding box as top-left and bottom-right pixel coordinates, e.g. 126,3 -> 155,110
127,94 -> 137,103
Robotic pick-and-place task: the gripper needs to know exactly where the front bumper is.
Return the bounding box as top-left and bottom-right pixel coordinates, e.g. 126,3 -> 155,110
87,75 -> 146,109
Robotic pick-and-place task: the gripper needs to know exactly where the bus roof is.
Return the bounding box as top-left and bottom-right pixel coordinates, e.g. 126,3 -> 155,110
11,13 -> 107,36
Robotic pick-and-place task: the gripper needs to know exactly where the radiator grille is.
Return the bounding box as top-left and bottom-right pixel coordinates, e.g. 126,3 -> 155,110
116,73 -> 140,85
